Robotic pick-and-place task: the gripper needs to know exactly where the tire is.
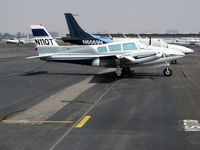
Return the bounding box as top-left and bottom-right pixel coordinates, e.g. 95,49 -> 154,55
171,60 -> 177,64
163,68 -> 172,76
122,67 -> 131,75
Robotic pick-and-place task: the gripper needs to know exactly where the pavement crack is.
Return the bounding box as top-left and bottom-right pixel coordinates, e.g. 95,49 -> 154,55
181,71 -> 188,78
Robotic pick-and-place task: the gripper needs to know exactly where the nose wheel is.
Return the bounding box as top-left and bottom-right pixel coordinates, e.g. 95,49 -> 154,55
122,67 -> 131,75
163,68 -> 172,76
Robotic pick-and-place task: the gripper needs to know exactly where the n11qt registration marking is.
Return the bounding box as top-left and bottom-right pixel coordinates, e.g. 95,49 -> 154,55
35,39 -> 54,46
183,120 -> 200,131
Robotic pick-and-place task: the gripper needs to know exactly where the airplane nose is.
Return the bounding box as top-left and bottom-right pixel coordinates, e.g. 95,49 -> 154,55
185,47 -> 194,54
168,44 -> 194,54
180,46 -> 194,54
164,49 -> 185,57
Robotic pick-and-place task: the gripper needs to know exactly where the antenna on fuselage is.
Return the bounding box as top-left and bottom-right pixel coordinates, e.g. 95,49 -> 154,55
137,34 -> 142,39
122,33 -> 127,38
108,33 -> 113,40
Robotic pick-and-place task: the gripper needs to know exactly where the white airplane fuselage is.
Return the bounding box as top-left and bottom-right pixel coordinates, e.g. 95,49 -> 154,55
38,41 -> 184,68
29,25 -> 185,77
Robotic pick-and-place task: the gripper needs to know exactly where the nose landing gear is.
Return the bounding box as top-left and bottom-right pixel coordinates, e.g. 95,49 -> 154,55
163,68 -> 172,76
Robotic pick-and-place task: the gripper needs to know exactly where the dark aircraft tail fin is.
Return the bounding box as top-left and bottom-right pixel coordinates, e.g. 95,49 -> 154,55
64,13 -> 94,39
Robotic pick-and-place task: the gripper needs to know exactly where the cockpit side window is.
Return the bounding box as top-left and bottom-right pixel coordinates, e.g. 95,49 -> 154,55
97,46 -> 108,53
123,43 -> 138,50
108,44 -> 121,51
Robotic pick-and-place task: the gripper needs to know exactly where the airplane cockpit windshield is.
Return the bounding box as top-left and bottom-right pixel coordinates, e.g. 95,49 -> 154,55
137,41 -> 148,49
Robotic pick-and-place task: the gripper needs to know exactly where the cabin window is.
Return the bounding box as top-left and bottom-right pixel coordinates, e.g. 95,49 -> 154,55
97,46 -> 107,53
108,44 -> 121,51
123,43 -> 138,50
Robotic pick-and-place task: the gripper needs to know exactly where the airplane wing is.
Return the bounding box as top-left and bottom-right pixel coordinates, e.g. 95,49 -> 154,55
99,52 -> 161,65
120,52 -> 162,64
26,54 -> 53,59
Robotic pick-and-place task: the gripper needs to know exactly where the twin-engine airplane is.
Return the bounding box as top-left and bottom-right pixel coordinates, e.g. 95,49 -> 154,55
29,25 -> 185,77
61,13 -> 113,45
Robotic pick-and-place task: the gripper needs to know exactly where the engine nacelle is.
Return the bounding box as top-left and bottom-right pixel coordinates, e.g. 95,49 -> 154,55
92,58 -> 100,66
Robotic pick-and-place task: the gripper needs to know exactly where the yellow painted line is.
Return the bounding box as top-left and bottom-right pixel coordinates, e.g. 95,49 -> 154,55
75,116 -> 91,128
1,120 -> 73,124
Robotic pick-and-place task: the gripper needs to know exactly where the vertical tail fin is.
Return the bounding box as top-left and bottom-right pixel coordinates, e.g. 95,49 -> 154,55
31,25 -> 58,47
64,13 -> 94,38
30,25 -> 59,55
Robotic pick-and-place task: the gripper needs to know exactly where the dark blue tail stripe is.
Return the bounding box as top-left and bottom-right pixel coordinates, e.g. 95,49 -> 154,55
32,29 -> 48,37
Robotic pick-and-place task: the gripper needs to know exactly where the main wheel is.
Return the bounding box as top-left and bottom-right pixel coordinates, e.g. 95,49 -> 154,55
163,68 -> 172,76
116,66 -> 122,77
171,60 -> 177,64
122,67 -> 131,75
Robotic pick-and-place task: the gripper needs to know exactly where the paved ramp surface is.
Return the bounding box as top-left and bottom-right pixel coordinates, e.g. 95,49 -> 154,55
0,44 -> 200,150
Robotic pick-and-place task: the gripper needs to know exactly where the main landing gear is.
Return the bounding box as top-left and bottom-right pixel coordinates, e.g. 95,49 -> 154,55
163,68 -> 172,76
116,66 -> 122,77
116,66 -> 132,77
116,66 -> 173,77
171,60 -> 177,64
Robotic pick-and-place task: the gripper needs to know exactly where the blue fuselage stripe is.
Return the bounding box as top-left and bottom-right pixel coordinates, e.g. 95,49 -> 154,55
44,58 -> 96,65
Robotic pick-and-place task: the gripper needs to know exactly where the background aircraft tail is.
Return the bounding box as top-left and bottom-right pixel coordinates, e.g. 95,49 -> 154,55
64,13 -> 94,39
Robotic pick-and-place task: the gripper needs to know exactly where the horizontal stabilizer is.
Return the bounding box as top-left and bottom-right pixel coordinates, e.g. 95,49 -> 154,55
26,54 -> 52,59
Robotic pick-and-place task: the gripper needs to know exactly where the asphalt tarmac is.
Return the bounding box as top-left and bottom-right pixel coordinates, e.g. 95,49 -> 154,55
0,43 -> 200,150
